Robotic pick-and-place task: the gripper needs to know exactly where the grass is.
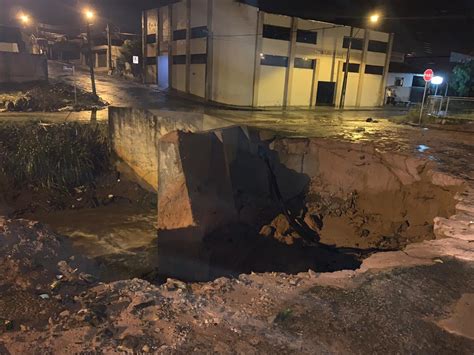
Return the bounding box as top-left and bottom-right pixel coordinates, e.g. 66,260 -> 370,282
0,121 -> 110,192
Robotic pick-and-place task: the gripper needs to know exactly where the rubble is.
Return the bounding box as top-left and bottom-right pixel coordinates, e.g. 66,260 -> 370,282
0,82 -> 108,112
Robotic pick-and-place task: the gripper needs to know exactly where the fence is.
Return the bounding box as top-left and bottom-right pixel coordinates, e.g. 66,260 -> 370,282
425,95 -> 474,120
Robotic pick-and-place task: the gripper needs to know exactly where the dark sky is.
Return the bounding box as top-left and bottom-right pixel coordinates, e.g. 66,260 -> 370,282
1,0 -> 473,55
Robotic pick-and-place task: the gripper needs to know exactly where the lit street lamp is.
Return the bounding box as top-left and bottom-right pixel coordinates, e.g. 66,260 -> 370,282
18,12 -> 31,27
83,8 -> 97,98
369,13 -> 381,24
431,76 -> 444,95
84,9 -> 95,22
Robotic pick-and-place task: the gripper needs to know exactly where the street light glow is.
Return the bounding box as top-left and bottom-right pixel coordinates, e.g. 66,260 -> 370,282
18,13 -> 30,25
431,76 -> 444,85
369,13 -> 380,23
84,8 -> 95,21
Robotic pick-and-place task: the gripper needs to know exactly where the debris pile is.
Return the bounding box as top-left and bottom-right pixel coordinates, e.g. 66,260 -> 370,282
0,82 -> 107,112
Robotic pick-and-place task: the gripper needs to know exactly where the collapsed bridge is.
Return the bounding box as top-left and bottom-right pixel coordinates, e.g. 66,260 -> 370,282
109,107 -> 464,281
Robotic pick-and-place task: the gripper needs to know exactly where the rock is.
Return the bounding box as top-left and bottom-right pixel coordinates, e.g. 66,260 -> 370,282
165,278 -> 187,291
308,269 -> 317,278
121,334 -> 139,350
259,225 -> 275,237
142,345 -> 150,353
39,293 -> 50,300
271,214 -> 290,236
366,117 -> 373,122
14,97 -> 28,111
304,213 -> 323,231
59,310 -> 70,318
4,101 -> 14,111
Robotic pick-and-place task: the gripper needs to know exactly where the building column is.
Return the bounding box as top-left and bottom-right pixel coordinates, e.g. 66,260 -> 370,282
141,11 -> 148,83
310,58 -> 320,107
355,29 -> 369,107
379,33 -> 394,106
205,0 -> 214,101
185,0 -> 191,94
252,11 -> 264,107
284,17 -> 297,108
168,5 -> 173,90
156,8 -> 160,57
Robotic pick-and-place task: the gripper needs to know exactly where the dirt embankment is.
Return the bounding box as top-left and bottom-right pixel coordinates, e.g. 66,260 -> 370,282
0,216 -> 472,354
0,82 -> 107,112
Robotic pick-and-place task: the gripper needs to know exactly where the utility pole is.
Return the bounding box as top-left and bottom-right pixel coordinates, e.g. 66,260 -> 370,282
106,23 -> 113,71
339,26 -> 353,109
86,22 -> 97,98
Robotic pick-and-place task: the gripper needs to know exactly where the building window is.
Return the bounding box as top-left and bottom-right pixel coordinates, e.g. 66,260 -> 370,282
262,24 -> 291,41
191,53 -> 207,64
342,63 -> 360,73
173,55 -> 186,65
146,34 -> 156,44
296,30 -> 317,44
191,26 -> 208,39
146,57 -> 156,65
368,40 -> 388,53
294,57 -> 315,69
260,54 -> 288,67
394,77 -> 404,86
173,29 -> 187,41
365,65 -> 384,75
342,37 -> 364,50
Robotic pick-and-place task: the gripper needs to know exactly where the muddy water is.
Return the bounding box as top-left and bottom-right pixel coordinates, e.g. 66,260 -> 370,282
30,204 -> 158,281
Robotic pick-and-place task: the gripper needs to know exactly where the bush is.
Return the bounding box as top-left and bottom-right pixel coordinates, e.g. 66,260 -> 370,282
0,122 -> 110,191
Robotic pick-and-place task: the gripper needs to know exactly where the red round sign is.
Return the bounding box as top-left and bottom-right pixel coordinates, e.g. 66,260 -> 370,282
423,69 -> 434,82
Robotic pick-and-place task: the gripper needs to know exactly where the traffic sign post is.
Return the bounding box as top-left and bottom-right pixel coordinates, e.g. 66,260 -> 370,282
419,69 -> 433,125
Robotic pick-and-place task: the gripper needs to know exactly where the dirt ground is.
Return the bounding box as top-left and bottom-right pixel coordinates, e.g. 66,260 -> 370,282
0,216 -> 472,354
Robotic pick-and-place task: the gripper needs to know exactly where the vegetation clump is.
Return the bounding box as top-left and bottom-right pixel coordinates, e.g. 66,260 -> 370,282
0,122 -> 110,191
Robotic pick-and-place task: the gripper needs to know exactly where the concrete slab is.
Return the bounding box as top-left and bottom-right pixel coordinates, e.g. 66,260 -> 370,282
157,130 -> 236,281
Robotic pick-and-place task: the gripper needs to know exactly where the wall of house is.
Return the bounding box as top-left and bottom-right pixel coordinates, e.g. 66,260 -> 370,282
211,0 -> 258,106
0,43 -> 19,52
144,0 -> 392,108
170,1 -> 187,92
145,9 -> 158,84
387,72 -> 423,103
0,52 -> 48,84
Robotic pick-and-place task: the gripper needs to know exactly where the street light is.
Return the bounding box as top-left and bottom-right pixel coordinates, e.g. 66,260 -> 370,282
84,9 -> 95,22
431,76 -> 444,96
369,13 -> 381,24
431,76 -> 444,85
18,13 -> 31,26
83,8 -> 97,97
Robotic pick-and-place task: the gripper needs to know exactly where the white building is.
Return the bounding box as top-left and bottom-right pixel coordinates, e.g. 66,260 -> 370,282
142,0 -> 394,108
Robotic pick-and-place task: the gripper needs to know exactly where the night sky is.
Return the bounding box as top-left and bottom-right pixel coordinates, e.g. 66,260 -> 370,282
1,0 -> 473,55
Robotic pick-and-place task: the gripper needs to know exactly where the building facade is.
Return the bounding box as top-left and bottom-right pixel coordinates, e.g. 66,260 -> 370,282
142,0 -> 394,108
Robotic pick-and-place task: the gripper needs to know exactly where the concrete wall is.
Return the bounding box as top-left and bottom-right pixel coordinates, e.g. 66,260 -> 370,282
108,107 -> 234,191
211,0 -> 258,106
0,52 -> 48,84
0,43 -> 19,52
387,72 -> 423,102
